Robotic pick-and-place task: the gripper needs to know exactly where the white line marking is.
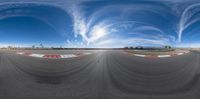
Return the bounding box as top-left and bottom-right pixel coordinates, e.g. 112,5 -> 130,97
29,54 -> 44,58
17,52 -> 24,55
177,53 -> 184,55
133,54 -> 146,57
17,52 -> 92,59
83,53 -> 92,55
184,51 -> 189,53
60,54 -> 77,58
158,55 -> 171,58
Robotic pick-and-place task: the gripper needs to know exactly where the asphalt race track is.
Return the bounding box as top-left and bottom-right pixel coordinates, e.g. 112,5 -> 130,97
0,50 -> 200,99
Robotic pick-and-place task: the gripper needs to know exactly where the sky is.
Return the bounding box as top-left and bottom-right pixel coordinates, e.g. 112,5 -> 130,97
0,0 -> 200,48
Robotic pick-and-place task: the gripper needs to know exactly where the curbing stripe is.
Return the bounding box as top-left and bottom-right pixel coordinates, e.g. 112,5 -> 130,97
126,50 -> 190,58
157,55 -> 171,58
133,54 -> 146,57
17,52 -> 92,59
83,53 -> 92,55
17,52 -> 24,55
60,54 -> 77,58
184,51 -> 189,54
177,53 -> 184,55
29,54 -> 44,58
43,54 -> 61,58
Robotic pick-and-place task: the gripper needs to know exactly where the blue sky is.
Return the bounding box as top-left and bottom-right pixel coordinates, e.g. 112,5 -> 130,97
0,0 -> 200,48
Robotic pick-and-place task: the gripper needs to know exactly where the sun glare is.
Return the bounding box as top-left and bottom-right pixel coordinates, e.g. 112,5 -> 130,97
89,27 -> 107,43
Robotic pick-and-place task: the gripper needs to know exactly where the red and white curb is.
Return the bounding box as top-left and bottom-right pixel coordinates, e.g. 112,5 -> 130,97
130,51 -> 190,58
16,52 -> 92,59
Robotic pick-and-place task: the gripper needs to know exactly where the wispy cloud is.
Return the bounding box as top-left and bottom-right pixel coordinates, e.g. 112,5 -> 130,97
176,43 -> 200,48
178,3 -> 200,42
0,0 -> 200,48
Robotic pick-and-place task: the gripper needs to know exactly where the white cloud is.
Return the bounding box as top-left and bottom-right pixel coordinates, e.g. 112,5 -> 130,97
176,43 -> 200,48
0,0 -> 198,48
178,3 -> 200,42
122,38 -> 170,46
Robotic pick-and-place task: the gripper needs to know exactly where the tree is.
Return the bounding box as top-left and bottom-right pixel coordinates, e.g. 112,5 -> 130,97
124,47 -> 129,49
8,46 -> 12,49
164,45 -> 171,49
32,45 -> 35,49
40,44 -> 44,48
129,46 -> 134,49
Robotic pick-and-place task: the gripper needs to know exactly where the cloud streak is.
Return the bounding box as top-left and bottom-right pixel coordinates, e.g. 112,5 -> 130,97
68,1 -> 179,47
178,3 -> 200,42
1,0 -> 200,48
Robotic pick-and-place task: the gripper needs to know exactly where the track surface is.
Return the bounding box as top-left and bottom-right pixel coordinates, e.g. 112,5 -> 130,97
0,50 -> 200,99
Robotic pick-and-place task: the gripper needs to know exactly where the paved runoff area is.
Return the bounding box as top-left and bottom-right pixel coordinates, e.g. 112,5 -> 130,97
0,49 -> 200,99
